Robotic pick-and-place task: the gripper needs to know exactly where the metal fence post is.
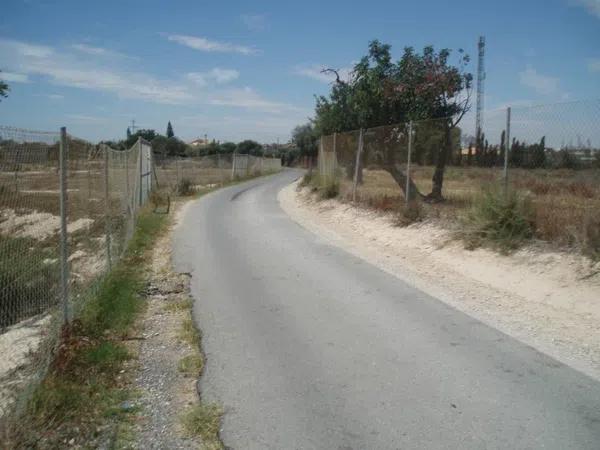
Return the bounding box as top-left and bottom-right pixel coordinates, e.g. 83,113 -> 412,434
59,127 -> 69,324
406,121 -> 414,206
231,152 -> 237,180
125,146 -> 130,213
503,107 -> 511,193
138,138 -> 143,207
332,132 -> 337,183
318,137 -> 323,178
352,128 -> 364,202
103,145 -> 112,270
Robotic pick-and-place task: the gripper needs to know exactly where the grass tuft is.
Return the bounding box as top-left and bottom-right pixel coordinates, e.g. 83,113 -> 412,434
178,354 -> 204,376
459,187 -> 534,253
180,403 -> 223,447
179,317 -> 201,346
176,178 -> 195,196
163,298 -> 193,313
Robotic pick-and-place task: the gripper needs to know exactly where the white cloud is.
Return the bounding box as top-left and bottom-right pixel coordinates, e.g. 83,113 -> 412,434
186,68 -> 239,86
0,71 -> 29,83
588,58 -> 600,72
166,34 -> 257,55
241,14 -> 267,31
71,43 -> 131,59
0,38 -> 301,114
209,87 -> 305,114
0,38 -> 193,104
34,93 -> 64,100
0,37 -> 307,142
294,64 -> 353,83
65,114 -> 107,123
518,66 -> 560,96
571,0 -> 600,18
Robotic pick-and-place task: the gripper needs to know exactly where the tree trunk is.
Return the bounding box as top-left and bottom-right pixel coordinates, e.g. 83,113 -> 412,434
386,163 -> 422,202
425,122 -> 452,202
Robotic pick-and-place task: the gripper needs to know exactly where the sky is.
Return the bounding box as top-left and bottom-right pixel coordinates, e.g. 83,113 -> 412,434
0,0 -> 599,144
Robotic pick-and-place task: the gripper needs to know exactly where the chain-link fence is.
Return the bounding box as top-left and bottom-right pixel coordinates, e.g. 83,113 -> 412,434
153,153 -> 281,193
315,99 -> 600,252
0,126 -> 282,424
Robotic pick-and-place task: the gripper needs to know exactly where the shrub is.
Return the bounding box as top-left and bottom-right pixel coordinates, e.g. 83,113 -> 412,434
175,178 -> 195,196
459,187 -> 534,252
396,200 -> 424,226
319,180 -> 339,199
299,171 -> 315,188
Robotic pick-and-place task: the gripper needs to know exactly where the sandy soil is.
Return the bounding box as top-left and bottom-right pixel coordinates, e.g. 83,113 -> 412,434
279,181 -> 600,381
0,208 -> 94,240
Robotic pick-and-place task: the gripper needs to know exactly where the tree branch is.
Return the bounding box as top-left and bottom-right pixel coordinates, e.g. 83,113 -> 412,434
321,68 -> 344,85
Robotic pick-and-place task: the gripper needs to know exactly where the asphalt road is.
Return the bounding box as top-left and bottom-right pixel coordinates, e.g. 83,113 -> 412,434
173,170 -> 600,450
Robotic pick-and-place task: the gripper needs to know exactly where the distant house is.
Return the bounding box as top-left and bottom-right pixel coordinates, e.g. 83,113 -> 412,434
189,137 -> 209,148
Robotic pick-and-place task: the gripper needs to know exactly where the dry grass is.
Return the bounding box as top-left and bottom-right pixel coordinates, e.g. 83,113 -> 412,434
180,403 -> 223,448
335,166 -> 600,257
163,298 -> 193,313
178,317 -> 201,347
178,354 -> 204,377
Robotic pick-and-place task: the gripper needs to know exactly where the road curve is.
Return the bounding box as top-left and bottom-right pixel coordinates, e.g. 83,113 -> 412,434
173,170 -> 600,450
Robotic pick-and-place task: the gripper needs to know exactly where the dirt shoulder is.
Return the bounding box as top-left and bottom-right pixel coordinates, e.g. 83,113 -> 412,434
131,199 -> 214,449
279,180 -> 600,381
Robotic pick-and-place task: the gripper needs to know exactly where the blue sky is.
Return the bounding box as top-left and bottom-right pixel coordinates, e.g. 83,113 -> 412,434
0,0 -> 599,144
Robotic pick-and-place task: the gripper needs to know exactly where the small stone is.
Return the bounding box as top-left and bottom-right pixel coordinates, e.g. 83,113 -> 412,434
120,400 -> 135,411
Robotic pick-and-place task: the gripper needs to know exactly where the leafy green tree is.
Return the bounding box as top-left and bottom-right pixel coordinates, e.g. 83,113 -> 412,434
219,142 -> 237,154
0,71 -> 8,102
152,135 -> 187,157
236,139 -> 263,156
166,121 -> 174,138
126,127 -> 132,140
314,41 -> 472,201
558,149 -> 579,169
530,136 -> 546,168
292,123 -> 318,157
124,129 -> 158,148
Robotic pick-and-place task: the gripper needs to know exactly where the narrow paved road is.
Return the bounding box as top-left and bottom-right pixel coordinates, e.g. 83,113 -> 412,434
173,170 -> 600,450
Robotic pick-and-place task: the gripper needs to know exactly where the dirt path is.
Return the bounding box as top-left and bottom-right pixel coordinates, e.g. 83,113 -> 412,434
279,181 -> 600,381
132,201 -> 203,449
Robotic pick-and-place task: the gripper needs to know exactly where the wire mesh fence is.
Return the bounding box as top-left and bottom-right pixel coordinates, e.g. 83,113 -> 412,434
315,99 -> 600,253
0,126 -> 282,424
